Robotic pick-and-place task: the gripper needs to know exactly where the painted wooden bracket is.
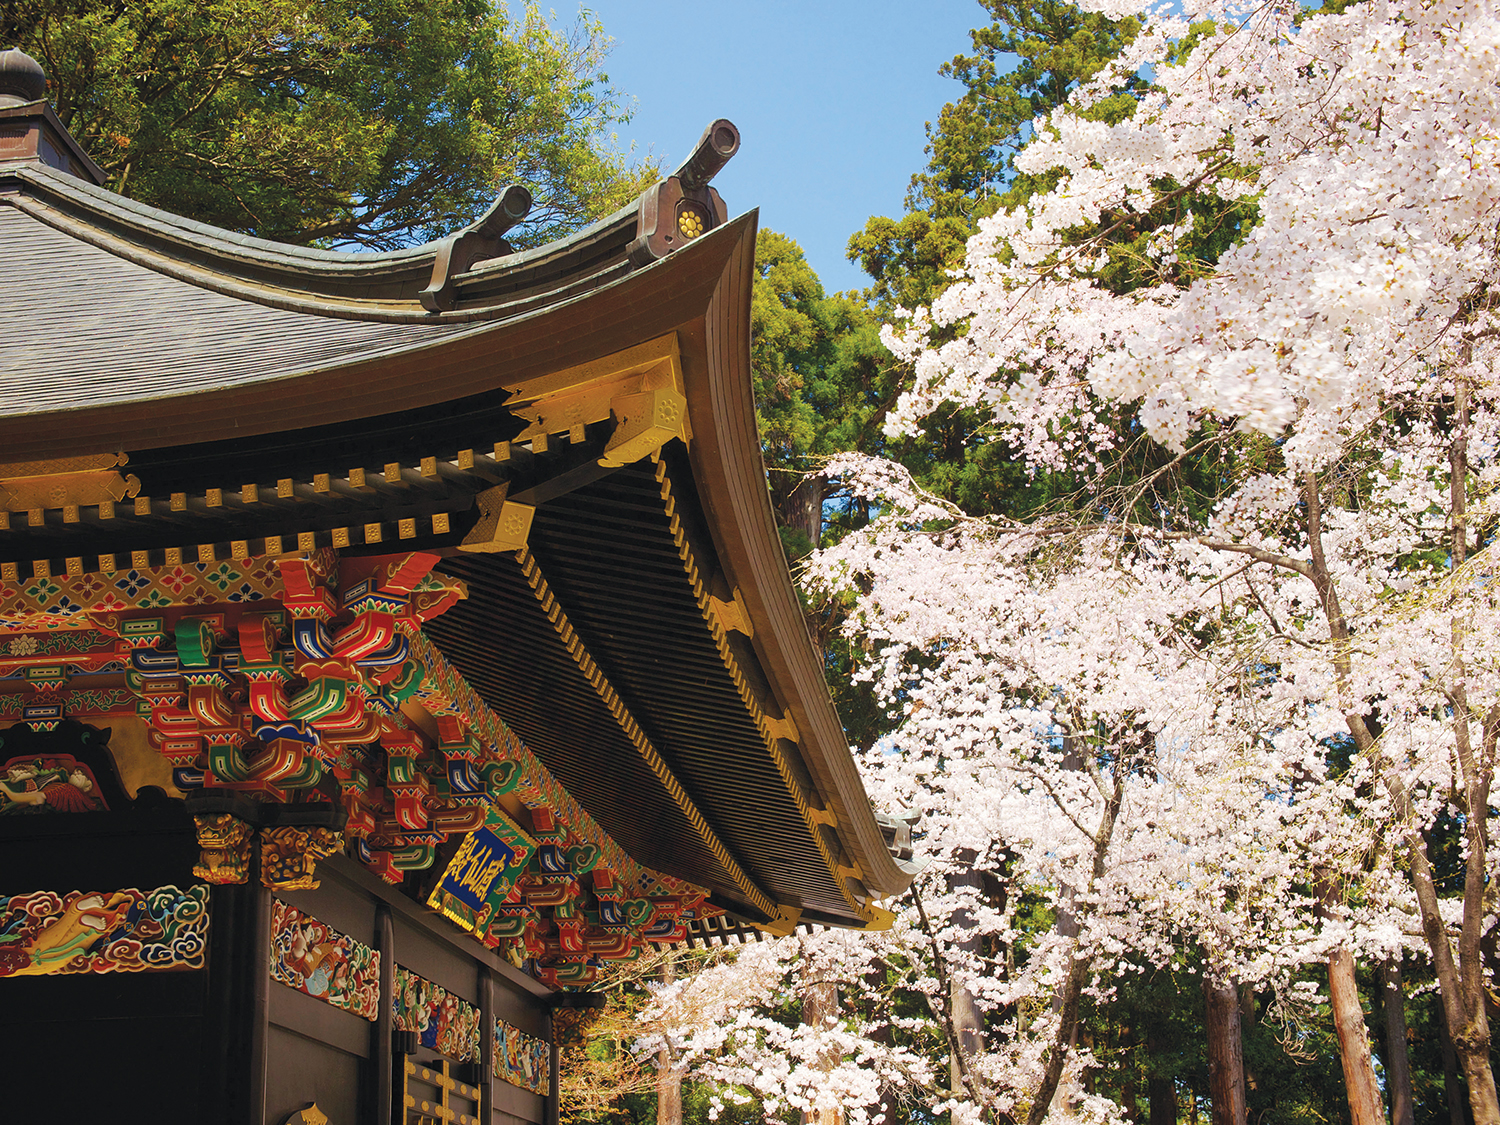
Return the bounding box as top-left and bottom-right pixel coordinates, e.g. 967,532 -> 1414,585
860,902 -> 899,932
503,334 -> 690,468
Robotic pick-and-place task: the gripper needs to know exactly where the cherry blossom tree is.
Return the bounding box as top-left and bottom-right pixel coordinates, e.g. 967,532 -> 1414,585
641,1 -> 1500,1122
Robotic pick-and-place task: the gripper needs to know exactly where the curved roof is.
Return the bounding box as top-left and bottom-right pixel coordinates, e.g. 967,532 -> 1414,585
0,122 -> 918,930
0,203 -> 475,414
2,162 -> 640,322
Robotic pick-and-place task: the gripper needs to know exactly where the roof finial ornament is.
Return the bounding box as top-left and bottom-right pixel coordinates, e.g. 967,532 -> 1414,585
0,48 -> 48,109
627,118 -> 740,266
419,184 -> 533,313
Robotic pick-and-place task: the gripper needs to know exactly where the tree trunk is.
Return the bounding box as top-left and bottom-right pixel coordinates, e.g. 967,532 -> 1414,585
1315,871 -> 1384,1125
1301,467 -> 1500,1125
1327,946 -> 1385,1125
948,849 -> 985,1093
1439,997 -> 1470,1125
1381,959 -> 1415,1125
801,977 -> 844,1125
657,1049 -> 682,1125
1202,976 -> 1246,1125
1148,1074 -> 1176,1125
1239,986 -> 1257,1102
1120,1024 -> 1140,1123
1025,765 -> 1124,1125
862,965 -> 896,1125
656,951 -> 683,1125
782,473 -> 825,553
1436,365 -> 1500,1125
1146,1025 -> 1176,1125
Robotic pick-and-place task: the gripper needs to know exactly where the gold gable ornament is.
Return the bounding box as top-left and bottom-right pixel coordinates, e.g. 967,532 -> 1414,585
500,334 -> 693,469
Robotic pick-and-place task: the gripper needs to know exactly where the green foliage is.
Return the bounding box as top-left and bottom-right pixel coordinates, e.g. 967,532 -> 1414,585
838,2 -> 1156,525
845,210 -> 973,314
752,228 -> 903,553
848,0 -> 1142,312
3,0 -> 658,248
913,0 -> 1141,220
753,230 -> 892,468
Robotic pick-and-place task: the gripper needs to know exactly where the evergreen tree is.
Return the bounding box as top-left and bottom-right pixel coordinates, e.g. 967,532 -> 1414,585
848,0 -> 1141,313
2,0 -> 657,248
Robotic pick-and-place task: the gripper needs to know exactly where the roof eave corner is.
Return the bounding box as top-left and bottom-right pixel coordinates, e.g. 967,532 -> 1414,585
680,206 -> 918,910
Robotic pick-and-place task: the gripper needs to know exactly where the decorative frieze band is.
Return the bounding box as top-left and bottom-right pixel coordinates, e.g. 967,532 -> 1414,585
494,1017 -> 550,1095
0,884 -> 208,977
269,898 -> 381,1021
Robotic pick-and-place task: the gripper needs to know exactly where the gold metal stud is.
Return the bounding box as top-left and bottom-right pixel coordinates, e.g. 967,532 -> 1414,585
678,207 -> 705,240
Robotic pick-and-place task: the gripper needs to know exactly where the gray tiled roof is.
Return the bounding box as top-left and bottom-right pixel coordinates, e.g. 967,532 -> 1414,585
0,206 -> 478,415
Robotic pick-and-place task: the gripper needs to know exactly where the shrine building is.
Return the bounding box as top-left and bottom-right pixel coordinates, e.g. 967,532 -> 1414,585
0,47 -> 916,1125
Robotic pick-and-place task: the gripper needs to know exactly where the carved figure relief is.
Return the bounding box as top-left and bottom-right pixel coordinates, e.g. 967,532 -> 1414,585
0,753 -> 106,813
393,965 -> 481,1062
0,885 -> 209,977
0,721 -> 133,809
493,1018 -> 550,1095
269,899 -> 380,1020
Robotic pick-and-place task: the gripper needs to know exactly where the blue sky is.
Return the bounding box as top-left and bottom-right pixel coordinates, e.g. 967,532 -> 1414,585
577,0 -> 985,295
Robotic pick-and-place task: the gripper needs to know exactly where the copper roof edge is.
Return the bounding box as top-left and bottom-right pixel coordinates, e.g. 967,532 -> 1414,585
684,214 -> 920,907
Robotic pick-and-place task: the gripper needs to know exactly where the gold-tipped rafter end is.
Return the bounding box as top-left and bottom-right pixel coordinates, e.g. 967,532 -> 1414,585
754,904 -> 802,937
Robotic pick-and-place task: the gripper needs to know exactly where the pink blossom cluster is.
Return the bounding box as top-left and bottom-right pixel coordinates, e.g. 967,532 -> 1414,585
637,1 -> 1500,1121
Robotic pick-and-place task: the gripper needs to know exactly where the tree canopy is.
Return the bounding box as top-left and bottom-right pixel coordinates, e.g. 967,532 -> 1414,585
3,0 -> 658,248
612,3 -> 1500,1125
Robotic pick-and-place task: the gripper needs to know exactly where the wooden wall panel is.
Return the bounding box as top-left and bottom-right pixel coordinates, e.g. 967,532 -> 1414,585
266,1025 -> 368,1125
390,913 -> 479,1005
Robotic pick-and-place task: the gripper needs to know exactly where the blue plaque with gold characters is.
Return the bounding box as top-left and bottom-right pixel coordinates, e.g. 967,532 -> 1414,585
426,812 -> 535,935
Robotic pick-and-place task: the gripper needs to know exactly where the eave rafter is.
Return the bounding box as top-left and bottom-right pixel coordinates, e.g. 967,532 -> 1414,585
653,455 -> 877,925
511,543 -> 780,922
